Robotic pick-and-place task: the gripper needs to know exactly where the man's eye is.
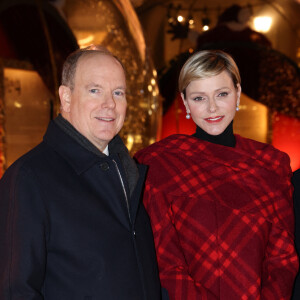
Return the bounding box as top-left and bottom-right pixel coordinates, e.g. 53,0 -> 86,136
90,89 -> 99,94
114,90 -> 125,97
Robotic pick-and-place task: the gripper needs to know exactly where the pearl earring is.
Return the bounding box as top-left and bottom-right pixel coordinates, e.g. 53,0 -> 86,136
236,106 -> 239,111
186,113 -> 191,119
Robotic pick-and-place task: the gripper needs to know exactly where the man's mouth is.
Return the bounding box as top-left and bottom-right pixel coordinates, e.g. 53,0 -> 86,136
96,117 -> 114,122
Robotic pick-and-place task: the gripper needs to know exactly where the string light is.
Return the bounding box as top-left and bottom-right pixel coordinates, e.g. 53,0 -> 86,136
188,13 -> 195,29
202,17 -> 210,31
166,2 -> 277,39
188,18 -> 195,29
167,3 -> 212,39
177,15 -> 184,23
253,16 -> 272,33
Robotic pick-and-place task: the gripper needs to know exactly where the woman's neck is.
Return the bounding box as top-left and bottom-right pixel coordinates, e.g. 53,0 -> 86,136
192,121 -> 235,147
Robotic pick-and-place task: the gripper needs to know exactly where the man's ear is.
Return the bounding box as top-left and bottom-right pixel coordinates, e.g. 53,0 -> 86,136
59,85 -> 72,113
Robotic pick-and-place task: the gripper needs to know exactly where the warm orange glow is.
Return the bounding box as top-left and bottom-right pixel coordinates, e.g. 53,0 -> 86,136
272,112 -> 300,171
253,16 -> 272,33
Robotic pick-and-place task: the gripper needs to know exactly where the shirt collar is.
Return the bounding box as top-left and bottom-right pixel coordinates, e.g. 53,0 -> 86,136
103,145 -> 109,156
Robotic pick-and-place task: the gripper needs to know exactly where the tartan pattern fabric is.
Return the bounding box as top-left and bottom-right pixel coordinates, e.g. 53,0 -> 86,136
135,134 -> 298,300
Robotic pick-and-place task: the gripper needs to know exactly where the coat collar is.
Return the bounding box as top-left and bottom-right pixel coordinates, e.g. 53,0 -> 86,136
44,120 -> 147,226
43,120 -> 106,175
54,114 -> 106,157
44,119 -> 140,193
130,163 -> 147,224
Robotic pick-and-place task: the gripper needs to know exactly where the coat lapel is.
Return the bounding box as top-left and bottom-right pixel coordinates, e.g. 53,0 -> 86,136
130,164 -> 148,225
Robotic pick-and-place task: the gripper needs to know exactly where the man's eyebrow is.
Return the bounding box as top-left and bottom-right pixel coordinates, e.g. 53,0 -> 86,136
114,86 -> 126,90
86,83 -> 102,89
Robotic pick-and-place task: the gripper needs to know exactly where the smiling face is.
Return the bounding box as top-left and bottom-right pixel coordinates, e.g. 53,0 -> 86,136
59,53 -> 127,151
182,70 -> 241,136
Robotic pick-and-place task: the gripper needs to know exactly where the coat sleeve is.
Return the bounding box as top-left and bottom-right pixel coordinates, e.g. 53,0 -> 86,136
292,169 -> 300,299
0,163 -> 48,299
260,157 -> 299,299
143,183 -> 218,300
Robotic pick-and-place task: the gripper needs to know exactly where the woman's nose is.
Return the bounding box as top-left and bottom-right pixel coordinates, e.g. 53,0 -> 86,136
208,99 -> 217,113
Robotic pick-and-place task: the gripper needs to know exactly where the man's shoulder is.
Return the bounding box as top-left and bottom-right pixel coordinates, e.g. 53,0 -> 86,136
2,141 -> 50,179
1,120 -> 66,182
0,141 -> 54,195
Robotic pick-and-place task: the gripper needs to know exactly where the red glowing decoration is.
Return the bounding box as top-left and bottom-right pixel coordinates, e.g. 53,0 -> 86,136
272,113 -> 300,171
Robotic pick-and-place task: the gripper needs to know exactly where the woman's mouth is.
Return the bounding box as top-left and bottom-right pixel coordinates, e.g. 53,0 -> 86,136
205,116 -> 224,123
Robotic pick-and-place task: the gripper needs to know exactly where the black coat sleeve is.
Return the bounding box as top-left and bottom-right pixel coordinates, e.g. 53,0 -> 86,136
0,162 -> 48,299
292,169 -> 300,299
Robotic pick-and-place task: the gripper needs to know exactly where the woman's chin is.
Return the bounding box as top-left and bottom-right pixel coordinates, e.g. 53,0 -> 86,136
204,128 -> 225,136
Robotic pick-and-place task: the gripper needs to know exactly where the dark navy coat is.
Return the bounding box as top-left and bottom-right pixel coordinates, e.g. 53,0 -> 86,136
292,169 -> 300,299
0,120 -> 161,299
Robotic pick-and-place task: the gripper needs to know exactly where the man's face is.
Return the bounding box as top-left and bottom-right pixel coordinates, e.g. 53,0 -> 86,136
60,53 -> 127,151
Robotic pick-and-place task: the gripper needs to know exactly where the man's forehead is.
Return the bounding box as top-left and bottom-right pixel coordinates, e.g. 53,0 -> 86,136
75,54 -> 124,78
78,52 -> 120,68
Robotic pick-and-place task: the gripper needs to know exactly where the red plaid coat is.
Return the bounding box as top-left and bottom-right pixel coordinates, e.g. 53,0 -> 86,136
135,134 -> 298,300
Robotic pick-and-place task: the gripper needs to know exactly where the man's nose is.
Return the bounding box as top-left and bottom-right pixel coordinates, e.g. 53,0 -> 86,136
103,93 -> 116,108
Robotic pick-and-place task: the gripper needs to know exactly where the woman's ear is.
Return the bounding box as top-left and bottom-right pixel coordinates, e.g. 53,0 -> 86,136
59,85 -> 72,113
181,92 -> 190,113
236,83 -> 242,106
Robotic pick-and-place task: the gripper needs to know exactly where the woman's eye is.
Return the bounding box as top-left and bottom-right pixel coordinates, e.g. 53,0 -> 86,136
193,96 -> 204,101
218,92 -> 228,97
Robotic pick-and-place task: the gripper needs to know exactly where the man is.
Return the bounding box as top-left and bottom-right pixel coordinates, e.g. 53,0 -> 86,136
0,46 -> 161,299
292,168 -> 300,299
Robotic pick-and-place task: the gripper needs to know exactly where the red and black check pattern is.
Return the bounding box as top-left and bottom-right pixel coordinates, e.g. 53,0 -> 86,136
135,134 -> 298,300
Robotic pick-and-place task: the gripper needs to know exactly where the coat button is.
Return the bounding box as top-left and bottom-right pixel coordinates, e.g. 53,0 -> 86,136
100,162 -> 109,171
133,230 -> 136,237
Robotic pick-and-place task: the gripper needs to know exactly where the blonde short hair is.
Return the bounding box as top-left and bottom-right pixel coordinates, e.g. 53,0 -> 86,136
178,50 -> 241,97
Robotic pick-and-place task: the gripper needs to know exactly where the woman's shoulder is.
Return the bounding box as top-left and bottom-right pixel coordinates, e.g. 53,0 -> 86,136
134,134 -> 193,163
236,134 -> 291,174
236,135 -> 289,157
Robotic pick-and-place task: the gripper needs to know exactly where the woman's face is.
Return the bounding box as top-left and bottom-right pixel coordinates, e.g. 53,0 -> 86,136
182,70 -> 241,136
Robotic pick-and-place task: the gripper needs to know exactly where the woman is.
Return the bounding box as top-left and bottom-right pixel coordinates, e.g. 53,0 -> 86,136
135,50 -> 298,299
